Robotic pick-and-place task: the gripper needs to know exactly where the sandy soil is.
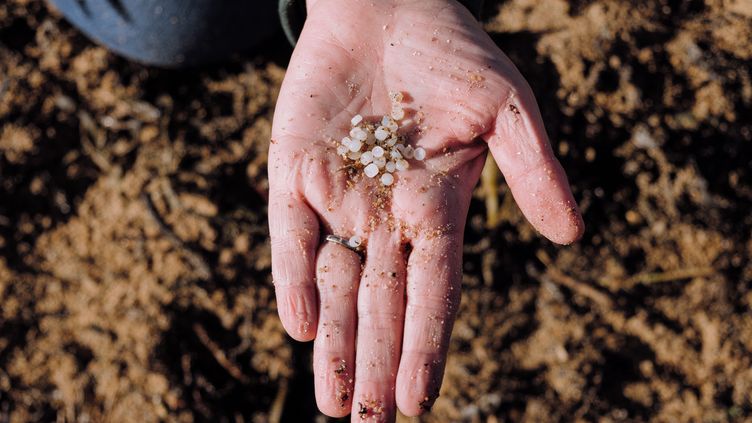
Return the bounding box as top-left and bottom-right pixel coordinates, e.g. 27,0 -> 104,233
1,0 -> 751,421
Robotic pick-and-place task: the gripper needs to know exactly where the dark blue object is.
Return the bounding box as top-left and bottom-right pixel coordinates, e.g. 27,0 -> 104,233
48,0 -> 280,67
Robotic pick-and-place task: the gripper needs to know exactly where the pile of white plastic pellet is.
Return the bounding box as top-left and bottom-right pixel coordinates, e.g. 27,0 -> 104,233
336,92 -> 425,186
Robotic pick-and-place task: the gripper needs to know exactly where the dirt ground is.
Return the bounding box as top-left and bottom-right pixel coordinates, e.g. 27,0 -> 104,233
1,0 -> 751,421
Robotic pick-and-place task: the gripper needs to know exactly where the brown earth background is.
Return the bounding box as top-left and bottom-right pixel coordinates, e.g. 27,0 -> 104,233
1,0 -> 752,421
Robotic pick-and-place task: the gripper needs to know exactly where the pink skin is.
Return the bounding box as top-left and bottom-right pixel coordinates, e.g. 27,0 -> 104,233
268,0 -> 585,420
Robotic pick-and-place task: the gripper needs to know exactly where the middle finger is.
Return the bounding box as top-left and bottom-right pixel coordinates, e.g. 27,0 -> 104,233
351,227 -> 406,422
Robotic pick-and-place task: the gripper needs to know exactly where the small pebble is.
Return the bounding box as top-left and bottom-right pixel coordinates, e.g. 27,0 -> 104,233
403,145 -> 414,159
364,163 -> 379,178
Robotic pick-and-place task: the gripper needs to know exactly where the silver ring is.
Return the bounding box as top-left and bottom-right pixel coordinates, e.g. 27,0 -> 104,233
325,234 -> 362,254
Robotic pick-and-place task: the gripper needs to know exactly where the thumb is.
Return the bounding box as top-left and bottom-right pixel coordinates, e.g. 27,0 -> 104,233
483,79 -> 584,244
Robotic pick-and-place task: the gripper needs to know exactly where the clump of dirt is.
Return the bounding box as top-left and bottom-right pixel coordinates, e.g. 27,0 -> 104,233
1,0 -> 751,422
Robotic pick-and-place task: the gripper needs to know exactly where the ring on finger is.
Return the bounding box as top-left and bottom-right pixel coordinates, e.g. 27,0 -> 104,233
325,234 -> 363,254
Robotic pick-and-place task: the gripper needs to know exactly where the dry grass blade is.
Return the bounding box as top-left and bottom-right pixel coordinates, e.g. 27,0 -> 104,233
621,267 -> 716,288
480,154 -> 501,228
192,323 -> 250,384
537,251 -> 613,308
267,378 -> 288,423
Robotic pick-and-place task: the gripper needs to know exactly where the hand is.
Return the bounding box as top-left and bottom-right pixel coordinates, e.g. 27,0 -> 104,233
268,0 -> 584,420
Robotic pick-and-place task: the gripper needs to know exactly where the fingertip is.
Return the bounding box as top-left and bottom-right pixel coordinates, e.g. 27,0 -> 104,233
539,198 -> 585,245
282,321 -> 317,342
558,207 -> 585,245
396,390 -> 434,417
275,284 -> 318,342
315,395 -> 351,418
395,351 -> 445,418
498,155 -> 585,246
395,381 -> 439,417
315,377 -> 351,418
280,317 -> 317,342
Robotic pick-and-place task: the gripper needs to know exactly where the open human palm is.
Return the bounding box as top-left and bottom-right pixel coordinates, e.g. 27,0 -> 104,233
268,0 -> 584,420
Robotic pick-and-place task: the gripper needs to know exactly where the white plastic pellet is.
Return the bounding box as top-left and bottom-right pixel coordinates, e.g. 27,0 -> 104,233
374,127 -> 389,141
386,137 -> 397,147
364,163 -> 379,178
413,147 -> 426,160
348,139 -> 362,152
385,161 -> 396,173
336,145 -> 348,155
351,114 -> 363,126
374,156 -> 387,168
380,173 -> 394,186
395,159 -> 409,171
350,127 -> 367,141
390,149 -> 402,159
360,151 -> 374,165
391,107 -> 405,121
372,146 -> 384,158
348,235 -> 362,248
381,116 -> 393,127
